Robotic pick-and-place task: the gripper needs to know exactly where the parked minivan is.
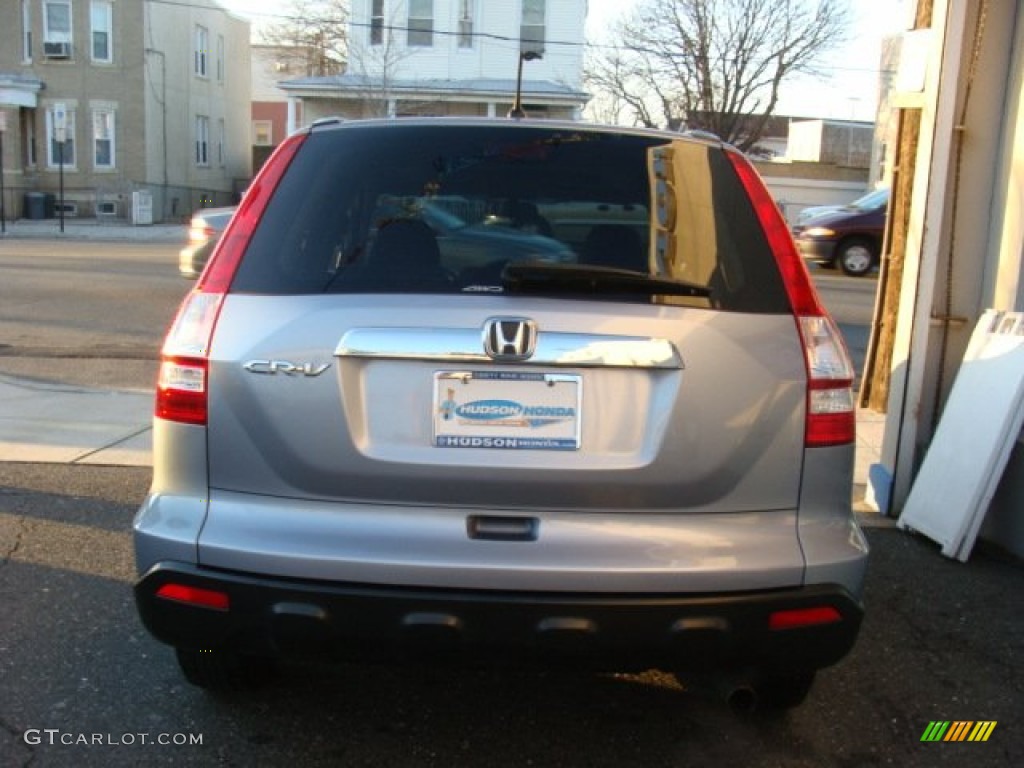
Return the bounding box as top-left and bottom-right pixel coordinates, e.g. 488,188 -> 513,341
793,188 -> 889,277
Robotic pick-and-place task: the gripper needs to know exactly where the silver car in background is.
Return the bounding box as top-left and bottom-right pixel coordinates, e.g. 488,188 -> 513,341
178,206 -> 235,278
134,119 -> 867,711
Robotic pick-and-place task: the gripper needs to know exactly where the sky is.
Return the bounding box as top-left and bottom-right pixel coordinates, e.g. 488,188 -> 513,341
220,0 -> 910,123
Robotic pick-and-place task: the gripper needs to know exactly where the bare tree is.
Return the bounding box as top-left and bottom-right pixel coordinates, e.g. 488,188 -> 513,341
345,15 -> 416,118
259,0 -> 348,77
586,0 -> 850,150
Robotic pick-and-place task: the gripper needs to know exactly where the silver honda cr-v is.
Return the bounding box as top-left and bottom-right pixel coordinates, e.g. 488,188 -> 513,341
134,118 -> 867,710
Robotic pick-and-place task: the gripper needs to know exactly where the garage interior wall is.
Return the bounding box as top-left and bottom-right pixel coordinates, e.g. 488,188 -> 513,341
981,1 -> 1024,556
880,0 -> 1024,557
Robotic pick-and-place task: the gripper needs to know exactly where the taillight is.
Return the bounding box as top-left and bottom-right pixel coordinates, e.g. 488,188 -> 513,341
156,131 -> 308,426
156,293 -> 223,426
727,149 -> 855,447
800,316 -> 855,447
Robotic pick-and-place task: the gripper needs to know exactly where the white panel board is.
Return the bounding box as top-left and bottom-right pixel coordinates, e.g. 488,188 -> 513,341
897,310 -> 1024,561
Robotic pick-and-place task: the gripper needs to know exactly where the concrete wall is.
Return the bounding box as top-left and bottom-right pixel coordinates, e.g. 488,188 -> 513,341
754,161 -> 871,224
876,0 -> 1024,559
980,2 -> 1024,558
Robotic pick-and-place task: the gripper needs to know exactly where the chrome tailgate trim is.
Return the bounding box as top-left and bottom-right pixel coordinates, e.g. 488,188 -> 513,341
336,327 -> 683,369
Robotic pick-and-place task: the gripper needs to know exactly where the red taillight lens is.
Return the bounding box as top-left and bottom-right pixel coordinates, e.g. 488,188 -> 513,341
727,149 -> 855,447
156,583 -> 230,611
156,131 -> 308,425
769,605 -> 842,631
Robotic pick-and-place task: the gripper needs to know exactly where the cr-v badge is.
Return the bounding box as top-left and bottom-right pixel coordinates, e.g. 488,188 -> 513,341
243,360 -> 331,376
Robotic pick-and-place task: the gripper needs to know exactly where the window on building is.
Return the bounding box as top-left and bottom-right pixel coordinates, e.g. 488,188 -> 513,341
46,105 -> 75,168
22,1 -> 32,61
408,0 -> 433,47
458,0 -> 473,48
253,120 -> 273,147
520,0 -> 545,56
22,110 -> 37,167
195,115 -> 209,166
93,109 -> 115,169
370,0 -> 384,45
91,1 -> 113,62
195,25 -> 209,77
217,118 -> 225,166
44,0 -> 72,43
217,35 -> 224,82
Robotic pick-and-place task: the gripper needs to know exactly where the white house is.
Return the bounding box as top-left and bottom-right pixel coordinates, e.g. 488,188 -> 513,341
279,0 -> 590,128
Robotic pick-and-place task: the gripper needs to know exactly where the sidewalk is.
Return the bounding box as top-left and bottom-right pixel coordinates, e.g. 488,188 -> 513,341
0,369 -> 889,516
0,216 -> 185,243
0,373 -> 152,467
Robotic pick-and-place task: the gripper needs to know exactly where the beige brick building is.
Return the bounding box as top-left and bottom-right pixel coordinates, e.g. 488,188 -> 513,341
0,0 -> 250,222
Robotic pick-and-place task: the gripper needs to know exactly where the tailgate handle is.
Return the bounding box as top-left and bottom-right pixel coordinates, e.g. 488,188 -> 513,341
467,515 -> 539,542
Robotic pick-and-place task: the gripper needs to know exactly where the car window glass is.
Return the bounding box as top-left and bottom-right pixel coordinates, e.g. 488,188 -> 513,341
230,124 -> 789,313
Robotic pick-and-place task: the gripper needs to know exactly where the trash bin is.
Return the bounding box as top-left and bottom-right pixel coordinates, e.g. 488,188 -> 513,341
24,192 -> 46,220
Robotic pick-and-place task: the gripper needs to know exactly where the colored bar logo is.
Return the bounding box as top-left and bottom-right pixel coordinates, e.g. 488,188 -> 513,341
921,721 -> 997,742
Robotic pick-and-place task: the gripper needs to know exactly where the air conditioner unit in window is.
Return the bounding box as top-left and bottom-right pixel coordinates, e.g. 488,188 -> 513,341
43,41 -> 71,58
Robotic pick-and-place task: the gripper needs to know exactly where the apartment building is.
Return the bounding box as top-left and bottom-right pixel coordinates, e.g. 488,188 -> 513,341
278,0 -> 590,128
0,0 -> 250,222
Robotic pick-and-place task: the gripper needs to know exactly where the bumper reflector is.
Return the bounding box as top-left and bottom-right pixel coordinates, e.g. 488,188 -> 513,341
768,605 -> 842,631
156,583 -> 230,611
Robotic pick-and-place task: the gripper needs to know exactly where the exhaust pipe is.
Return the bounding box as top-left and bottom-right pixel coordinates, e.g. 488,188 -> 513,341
724,682 -> 759,714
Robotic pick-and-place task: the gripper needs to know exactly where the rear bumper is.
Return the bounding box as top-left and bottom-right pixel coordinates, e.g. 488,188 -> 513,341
136,562 -> 863,672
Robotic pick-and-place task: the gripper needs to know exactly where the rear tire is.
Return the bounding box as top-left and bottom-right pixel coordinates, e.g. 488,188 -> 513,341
175,648 -> 276,691
836,237 -> 876,277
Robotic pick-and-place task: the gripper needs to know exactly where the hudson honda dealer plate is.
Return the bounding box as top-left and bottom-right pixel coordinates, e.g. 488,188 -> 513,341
434,371 -> 582,450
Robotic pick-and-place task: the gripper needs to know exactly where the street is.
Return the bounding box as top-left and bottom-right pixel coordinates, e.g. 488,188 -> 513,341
0,240 -> 185,390
1,239 -> 1020,766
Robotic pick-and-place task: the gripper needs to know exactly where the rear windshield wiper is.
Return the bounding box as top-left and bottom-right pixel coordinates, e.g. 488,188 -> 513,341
502,262 -> 712,298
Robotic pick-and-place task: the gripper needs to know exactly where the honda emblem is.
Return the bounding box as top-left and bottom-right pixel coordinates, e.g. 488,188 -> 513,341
483,318 -> 537,361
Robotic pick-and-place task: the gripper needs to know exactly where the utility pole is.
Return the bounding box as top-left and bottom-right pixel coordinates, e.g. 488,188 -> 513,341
509,51 -> 542,119
54,103 -> 67,234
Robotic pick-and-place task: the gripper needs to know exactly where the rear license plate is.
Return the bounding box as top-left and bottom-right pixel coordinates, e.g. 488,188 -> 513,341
434,371 -> 582,450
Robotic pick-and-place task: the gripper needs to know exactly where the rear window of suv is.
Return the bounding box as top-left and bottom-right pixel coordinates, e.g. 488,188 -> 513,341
230,121 -> 789,313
